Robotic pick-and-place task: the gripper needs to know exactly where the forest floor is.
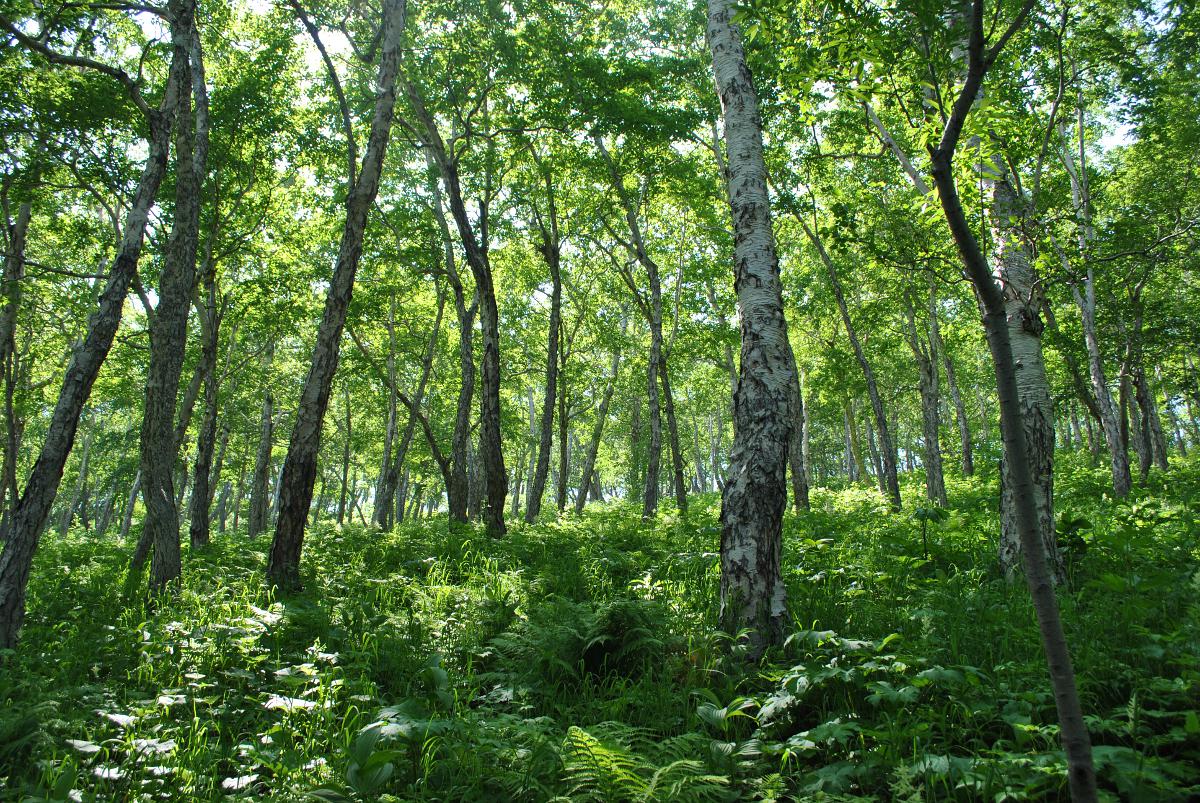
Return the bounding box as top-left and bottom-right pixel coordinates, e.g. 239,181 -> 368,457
2,455 -> 1198,802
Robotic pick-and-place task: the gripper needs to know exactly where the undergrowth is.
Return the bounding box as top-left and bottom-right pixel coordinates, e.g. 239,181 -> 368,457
1,455 -> 1197,801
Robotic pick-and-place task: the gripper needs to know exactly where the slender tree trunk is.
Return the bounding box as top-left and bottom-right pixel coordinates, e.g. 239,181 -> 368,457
788,362 -> 810,512
555,347 -> 570,513
406,82 -> 505,536
0,197 -> 31,529
187,261 -> 220,549
629,390 -> 644,505
593,134 -> 668,518
58,425 -> 94,536
658,357 -> 688,512
842,403 -> 858,482
925,12 -> 1095,789
374,296 -> 398,528
525,214 -> 562,523
796,218 -> 901,508
932,314 -> 974,476
422,153 -> 474,525
144,15 -> 209,589
248,380 -> 274,537
904,291 -> 947,507
119,471 -> 142,542
0,11 -> 189,647
575,347 -> 622,516
269,0 -> 408,587
386,290 -> 443,525
336,384 -> 351,525
708,0 -> 794,658
1135,367 -> 1168,470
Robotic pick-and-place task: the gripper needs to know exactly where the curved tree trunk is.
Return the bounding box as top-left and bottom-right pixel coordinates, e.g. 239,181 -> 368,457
708,0 -> 794,658
925,9 -> 1095,791
406,84 -> 505,535
268,0 -> 407,587
0,4 -> 187,647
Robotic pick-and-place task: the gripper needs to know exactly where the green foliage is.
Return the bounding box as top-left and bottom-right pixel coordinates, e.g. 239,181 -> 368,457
2,461 -> 1198,800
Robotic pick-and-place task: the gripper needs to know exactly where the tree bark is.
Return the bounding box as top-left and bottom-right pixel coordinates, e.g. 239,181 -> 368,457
269,0 -> 408,588
248,352 -> 274,538
924,5 -> 1095,792
373,295 -> 398,527
795,216 -> 901,509
983,176 -> 1063,583
0,2 -> 188,648
405,78 -> 506,536
576,345 -> 623,516
708,0 -> 794,658
144,13 -> 209,589
904,290 -> 947,507
593,134 -> 671,518
187,248 -> 220,548
525,182 -> 562,523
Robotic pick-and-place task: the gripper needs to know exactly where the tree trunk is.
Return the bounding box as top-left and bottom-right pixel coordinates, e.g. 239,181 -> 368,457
987,177 -> 1063,583
555,346 -> 570,514
187,257 -> 220,549
575,347 -> 622,516
0,10 -> 190,648
374,296 -> 398,528
386,289 -> 443,525
796,218 -> 901,508
0,197 -> 31,529
248,381 -> 274,538
406,81 -> 505,536
58,425 -> 94,536
269,0 -> 408,587
593,134 -> 668,519
422,152 -> 474,525
336,384 -> 351,525
658,357 -> 688,512
1135,367 -> 1168,470
144,15 -> 209,589
904,291 -> 947,507
925,15 -> 1095,789
708,0 -> 794,658
525,205 -> 562,523
788,360 -> 810,512
628,390 -> 644,505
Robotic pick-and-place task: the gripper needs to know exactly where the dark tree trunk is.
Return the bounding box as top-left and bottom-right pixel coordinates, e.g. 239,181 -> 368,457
0,3 -> 188,647
144,15 -> 209,589
248,380 -> 274,538
406,85 -> 505,536
336,384 -> 351,525
924,5 -> 1095,792
188,254 -> 220,549
525,193 -> 562,523
269,0 -> 408,587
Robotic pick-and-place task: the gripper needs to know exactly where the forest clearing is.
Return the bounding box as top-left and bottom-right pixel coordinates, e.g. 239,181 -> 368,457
0,0 -> 1198,800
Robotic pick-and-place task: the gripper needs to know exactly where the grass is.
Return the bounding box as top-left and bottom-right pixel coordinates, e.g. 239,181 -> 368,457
1,454 -> 1198,801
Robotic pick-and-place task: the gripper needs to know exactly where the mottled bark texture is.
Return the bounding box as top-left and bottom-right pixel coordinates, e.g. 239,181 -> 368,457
708,0 -> 794,658
991,177 -> 1064,584
0,1 -> 189,648
268,0 -> 407,588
